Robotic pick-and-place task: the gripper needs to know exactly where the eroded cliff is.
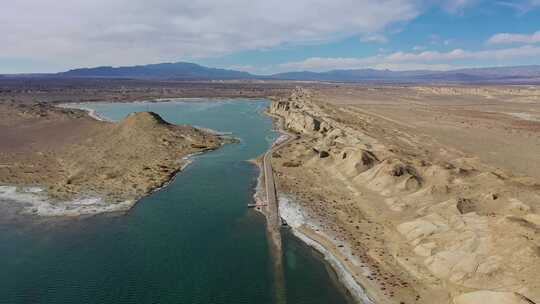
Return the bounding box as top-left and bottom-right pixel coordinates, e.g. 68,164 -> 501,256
269,88 -> 540,304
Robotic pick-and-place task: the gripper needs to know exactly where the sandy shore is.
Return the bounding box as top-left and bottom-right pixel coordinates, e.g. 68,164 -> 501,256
253,158 -> 380,304
279,195 -> 376,304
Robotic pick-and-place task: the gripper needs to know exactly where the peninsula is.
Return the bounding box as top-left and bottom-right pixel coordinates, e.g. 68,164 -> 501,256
0,102 -> 232,216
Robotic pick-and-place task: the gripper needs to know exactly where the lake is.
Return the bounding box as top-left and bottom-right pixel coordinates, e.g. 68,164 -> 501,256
0,99 -> 351,304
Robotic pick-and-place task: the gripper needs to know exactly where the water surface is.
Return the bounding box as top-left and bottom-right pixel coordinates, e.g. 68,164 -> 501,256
0,99 -> 351,304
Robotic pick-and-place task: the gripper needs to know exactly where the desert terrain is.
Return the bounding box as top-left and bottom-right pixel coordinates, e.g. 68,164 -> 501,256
0,101 -> 231,216
3,78 -> 540,303
0,77 -> 295,104
269,86 -> 540,304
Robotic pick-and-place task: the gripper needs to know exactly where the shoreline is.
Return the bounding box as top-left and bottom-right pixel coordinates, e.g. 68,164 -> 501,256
278,195 -> 379,304
0,150 -> 209,218
57,103 -> 110,122
57,97 -> 269,106
0,185 -> 135,217
257,108 -> 379,304
4,139 -> 224,217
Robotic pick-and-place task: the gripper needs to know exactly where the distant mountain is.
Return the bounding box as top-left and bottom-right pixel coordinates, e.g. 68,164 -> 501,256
271,69 -> 433,81
59,62 -> 254,80
271,65 -> 540,82
430,65 -> 540,81
5,62 -> 539,83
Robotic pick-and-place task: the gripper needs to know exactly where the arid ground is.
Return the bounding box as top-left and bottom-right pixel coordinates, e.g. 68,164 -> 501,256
270,85 -> 540,304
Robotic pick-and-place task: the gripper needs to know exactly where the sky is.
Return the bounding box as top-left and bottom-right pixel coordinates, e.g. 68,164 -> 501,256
1,0 -> 540,74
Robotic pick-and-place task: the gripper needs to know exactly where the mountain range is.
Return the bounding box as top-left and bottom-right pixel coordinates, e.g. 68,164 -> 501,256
60,62 -> 252,79
271,65 -> 540,82
4,62 -> 540,83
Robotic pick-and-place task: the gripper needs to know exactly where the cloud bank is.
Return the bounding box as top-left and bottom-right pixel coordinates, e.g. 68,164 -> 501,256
488,30 -> 540,44
0,0 -> 422,70
279,45 -> 540,71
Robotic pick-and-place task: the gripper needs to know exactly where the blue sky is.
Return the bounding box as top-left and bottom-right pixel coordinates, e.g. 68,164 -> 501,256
2,0 -> 540,74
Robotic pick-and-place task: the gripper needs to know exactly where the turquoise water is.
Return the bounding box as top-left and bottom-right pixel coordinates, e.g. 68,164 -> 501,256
0,99 -> 351,304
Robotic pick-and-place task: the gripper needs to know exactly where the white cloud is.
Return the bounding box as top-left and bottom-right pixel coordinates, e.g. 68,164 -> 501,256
488,30 -> 540,44
360,34 -> 389,43
495,0 -> 540,12
278,56 -> 460,72
279,45 -> 540,71
443,0 -> 477,12
0,0 -> 422,71
370,63 -> 460,70
225,65 -> 268,74
280,57 -> 375,71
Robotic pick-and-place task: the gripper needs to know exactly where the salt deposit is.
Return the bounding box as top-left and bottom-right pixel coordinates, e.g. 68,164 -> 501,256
0,185 -> 134,217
